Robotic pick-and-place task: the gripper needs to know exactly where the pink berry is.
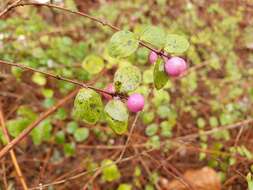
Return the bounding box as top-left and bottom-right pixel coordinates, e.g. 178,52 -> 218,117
127,93 -> 145,113
102,83 -> 115,100
149,51 -> 158,64
164,57 -> 187,77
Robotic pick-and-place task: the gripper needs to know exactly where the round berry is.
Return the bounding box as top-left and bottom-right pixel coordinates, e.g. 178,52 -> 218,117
164,57 -> 187,77
127,93 -> 145,113
149,51 -> 158,64
102,83 -> 115,100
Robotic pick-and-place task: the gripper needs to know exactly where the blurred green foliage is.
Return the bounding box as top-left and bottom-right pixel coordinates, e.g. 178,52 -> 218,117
0,0 -> 253,189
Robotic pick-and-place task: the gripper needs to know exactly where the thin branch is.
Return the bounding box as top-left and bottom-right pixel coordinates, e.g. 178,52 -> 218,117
28,117 -> 253,189
144,153 -> 192,190
234,124 -> 245,147
0,0 -> 22,17
82,169 -> 101,190
1,160 -> 8,189
118,112 -> 140,161
0,88 -> 79,160
29,148 -> 155,190
0,60 -> 122,98
133,147 -> 162,190
177,118 -> 253,141
1,2 -> 170,58
0,105 -> 28,189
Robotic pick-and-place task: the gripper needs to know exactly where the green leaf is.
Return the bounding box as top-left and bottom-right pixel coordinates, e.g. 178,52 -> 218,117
114,66 -> 141,93
145,124 -> 158,136
197,117 -> 206,129
117,184 -> 132,190
43,98 -> 55,108
152,90 -> 170,107
66,121 -> 78,134
105,114 -> 128,135
7,118 -> 31,138
101,159 -> 121,182
247,173 -> 253,190
209,116 -> 219,128
17,106 -> 37,120
108,30 -> 139,58
41,88 -> 54,98
146,135 -> 160,149
82,54 -> 104,74
55,131 -> 65,144
160,121 -> 173,137
157,105 -> 170,119
54,108 -> 67,120
139,25 -> 166,49
136,47 -> 149,65
73,89 -> 103,124
105,100 -> 128,122
141,111 -> 155,125
74,128 -> 89,142
30,119 -> 52,145
145,184 -> 155,190
32,73 -> 46,86
143,69 -> 153,84
153,58 -> 168,90
63,142 -> 76,157
0,129 -> 7,145
165,34 -> 189,54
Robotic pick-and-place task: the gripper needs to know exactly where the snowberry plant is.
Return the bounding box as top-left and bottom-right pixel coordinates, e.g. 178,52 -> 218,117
73,25 -> 190,135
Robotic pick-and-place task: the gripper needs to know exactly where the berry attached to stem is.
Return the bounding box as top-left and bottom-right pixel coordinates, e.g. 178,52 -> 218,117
127,93 -> 145,113
164,57 -> 187,77
149,51 -> 158,64
102,83 -> 115,100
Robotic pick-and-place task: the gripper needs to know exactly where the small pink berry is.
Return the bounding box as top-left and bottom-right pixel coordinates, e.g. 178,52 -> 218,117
102,83 -> 115,100
164,57 -> 187,77
127,93 -> 145,113
149,51 -> 158,64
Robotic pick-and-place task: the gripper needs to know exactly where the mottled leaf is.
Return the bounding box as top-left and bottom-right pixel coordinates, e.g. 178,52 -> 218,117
139,25 -> 166,49
74,128 -> 89,142
108,30 -> 139,58
105,100 -> 128,122
165,34 -> 189,54
101,159 -> 121,182
82,54 -> 104,74
114,66 -> 141,93
73,89 -> 103,124
106,114 -> 128,135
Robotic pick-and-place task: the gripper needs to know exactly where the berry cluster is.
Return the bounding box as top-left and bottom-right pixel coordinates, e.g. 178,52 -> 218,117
103,84 -> 144,113
102,51 -> 187,113
149,51 -> 187,77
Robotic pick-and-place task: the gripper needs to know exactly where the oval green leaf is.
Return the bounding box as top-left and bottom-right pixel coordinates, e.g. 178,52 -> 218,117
164,34 -> 190,54
106,115 -> 128,135
82,54 -> 104,74
139,25 -> 166,49
74,128 -> 89,142
117,184 -> 132,190
101,159 -> 121,182
105,100 -> 128,122
153,58 -> 168,90
114,66 -> 141,93
72,89 -> 103,124
108,30 -> 139,58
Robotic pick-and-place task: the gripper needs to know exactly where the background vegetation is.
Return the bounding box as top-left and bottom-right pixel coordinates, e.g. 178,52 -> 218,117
0,0 -> 253,189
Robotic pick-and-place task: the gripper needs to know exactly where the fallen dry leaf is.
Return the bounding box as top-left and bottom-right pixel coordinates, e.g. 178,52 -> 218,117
161,167 -> 221,190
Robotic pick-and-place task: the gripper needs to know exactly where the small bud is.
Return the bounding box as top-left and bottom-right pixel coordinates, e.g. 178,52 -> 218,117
127,93 -> 145,113
102,83 -> 115,100
164,57 -> 187,77
149,51 -> 158,64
